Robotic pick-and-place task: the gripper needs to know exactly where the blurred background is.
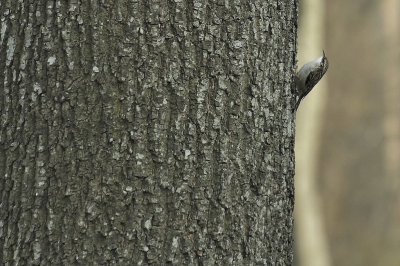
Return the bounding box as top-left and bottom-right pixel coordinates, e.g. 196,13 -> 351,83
294,0 -> 400,265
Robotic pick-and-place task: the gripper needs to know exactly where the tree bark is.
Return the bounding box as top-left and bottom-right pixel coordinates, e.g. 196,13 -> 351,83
0,1 -> 297,264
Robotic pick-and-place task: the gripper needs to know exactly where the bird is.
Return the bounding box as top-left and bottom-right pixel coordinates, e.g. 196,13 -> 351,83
294,51 -> 329,111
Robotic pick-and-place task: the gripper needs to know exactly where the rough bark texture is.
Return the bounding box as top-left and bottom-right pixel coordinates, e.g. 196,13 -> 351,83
0,1 -> 297,265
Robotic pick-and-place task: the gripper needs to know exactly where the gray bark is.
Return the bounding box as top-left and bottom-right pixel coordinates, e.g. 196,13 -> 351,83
0,1 -> 297,265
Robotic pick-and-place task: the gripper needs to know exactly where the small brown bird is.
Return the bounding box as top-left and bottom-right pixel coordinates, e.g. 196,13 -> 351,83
295,51 -> 329,111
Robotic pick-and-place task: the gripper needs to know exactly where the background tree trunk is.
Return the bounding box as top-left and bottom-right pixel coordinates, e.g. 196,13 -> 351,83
315,0 -> 400,265
294,0 -> 331,265
0,1 -> 297,264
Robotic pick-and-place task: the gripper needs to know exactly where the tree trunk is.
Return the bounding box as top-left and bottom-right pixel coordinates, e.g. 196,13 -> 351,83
0,1 -> 297,264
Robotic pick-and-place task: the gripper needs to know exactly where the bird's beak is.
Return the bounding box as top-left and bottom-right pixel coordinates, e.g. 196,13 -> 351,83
323,50 -> 325,57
